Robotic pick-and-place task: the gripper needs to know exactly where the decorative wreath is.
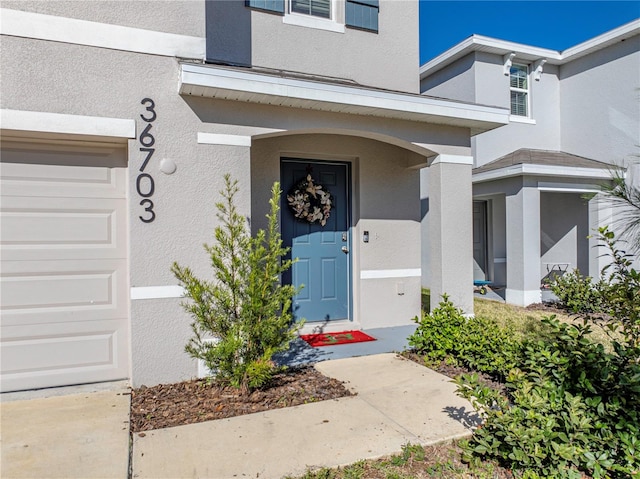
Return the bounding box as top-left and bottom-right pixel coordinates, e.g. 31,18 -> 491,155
287,174 -> 332,226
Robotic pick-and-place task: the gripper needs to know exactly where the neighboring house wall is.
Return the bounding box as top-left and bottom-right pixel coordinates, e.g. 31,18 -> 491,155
207,0 -> 420,93
419,52 -> 476,102
421,53 -> 563,167
560,37 -> 640,166
472,66 -> 562,166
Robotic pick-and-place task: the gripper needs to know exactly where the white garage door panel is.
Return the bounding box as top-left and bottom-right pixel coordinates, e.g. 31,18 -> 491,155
0,143 -> 129,392
1,259 -> 127,327
0,153 -> 126,198
1,320 -> 128,391
1,196 -> 127,261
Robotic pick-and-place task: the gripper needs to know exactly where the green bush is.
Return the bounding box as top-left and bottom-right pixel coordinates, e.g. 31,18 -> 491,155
408,294 -> 466,364
408,295 -> 520,380
456,317 -> 639,478
172,175 -> 301,392
596,226 -> 640,350
454,229 -> 640,478
550,269 -> 604,315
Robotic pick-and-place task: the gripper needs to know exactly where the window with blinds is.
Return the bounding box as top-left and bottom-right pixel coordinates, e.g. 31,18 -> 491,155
346,0 -> 379,32
510,64 -> 529,117
246,0 -> 379,33
291,0 -> 330,18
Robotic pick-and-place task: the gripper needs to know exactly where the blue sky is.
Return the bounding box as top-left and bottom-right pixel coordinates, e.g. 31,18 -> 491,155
419,1 -> 640,64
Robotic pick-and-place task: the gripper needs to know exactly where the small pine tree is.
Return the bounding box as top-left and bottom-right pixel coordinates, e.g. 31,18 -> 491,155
172,175 -> 301,392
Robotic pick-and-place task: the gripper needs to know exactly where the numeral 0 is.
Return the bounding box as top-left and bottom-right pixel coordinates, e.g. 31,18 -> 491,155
136,173 -> 155,198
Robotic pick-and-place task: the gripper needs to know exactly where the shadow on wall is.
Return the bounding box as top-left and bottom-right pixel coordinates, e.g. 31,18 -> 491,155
205,0 -> 251,66
540,192 -> 590,275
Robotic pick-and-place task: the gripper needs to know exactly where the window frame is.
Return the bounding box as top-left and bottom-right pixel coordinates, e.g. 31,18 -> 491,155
283,0 -> 345,33
509,63 -> 530,118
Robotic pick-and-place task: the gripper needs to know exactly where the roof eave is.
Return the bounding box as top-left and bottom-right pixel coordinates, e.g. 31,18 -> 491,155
420,19 -> 640,79
472,164 -> 615,184
180,64 -> 509,135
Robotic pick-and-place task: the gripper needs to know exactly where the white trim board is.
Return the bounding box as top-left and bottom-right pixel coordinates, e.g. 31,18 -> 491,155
0,8 -> 205,59
473,164 -> 612,184
197,133 -> 252,147
131,285 -> 185,300
1,109 -> 135,139
360,269 -> 421,280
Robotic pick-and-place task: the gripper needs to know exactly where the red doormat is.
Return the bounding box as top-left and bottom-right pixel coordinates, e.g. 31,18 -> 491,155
300,330 -> 376,347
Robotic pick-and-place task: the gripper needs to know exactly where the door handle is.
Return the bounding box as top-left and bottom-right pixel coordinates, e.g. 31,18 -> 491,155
341,246 -> 349,254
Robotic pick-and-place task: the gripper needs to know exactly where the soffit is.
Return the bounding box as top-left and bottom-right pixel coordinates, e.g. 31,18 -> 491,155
179,63 -> 509,136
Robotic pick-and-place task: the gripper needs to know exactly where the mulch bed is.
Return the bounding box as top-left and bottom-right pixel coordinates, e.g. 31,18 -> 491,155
130,365 -> 353,432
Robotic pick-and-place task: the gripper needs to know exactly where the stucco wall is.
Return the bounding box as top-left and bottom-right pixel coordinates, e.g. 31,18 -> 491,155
420,53 -> 477,102
560,36 -> 640,166
2,0 -> 205,36
207,0 -> 420,93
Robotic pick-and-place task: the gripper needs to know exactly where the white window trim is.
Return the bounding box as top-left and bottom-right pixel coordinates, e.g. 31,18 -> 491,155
509,115 -> 536,125
510,63 -> 531,118
283,0 -> 345,33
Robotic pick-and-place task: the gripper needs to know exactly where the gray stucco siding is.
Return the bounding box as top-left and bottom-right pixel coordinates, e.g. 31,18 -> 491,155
560,37 -> 640,166
1,0 -> 206,37
212,0 -> 420,93
420,53 -> 477,102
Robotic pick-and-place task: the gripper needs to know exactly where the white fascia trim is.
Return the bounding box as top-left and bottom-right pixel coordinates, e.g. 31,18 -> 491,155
420,20 -> 639,78
197,132 -> 252,147
473,164 -> 613,184
420,35 -> 560,78
131,285 -> 185,300
561,19 -> 640,62
1,109 -> 135,139
538,181 -> 602,193
180,64 -> 509,128
360,269 -> 421,280
431,154 -> 473,166
0,8 -> 205,59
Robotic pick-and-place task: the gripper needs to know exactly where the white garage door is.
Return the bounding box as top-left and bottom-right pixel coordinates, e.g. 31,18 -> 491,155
1,140 -> 129,392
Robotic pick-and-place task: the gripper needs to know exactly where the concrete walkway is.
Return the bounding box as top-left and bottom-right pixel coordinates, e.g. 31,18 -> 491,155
1,353 -> 478,479
132,353 -> 479,479
1,387 -> 130,479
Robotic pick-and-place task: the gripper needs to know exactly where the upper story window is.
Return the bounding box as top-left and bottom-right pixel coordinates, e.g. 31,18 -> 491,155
246,0 -> 378,33
345,0 -> 379,32
510,64 -> 529,117
291,0 -> 330,18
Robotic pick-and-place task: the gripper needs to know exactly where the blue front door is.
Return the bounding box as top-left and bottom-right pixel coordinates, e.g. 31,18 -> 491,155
281,160 -> 350,322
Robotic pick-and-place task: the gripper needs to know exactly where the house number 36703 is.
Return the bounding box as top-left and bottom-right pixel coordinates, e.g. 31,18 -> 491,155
138,98 -> 156,223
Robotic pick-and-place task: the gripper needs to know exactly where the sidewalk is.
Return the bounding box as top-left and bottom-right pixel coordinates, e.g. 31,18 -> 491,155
132,353 -> 479,479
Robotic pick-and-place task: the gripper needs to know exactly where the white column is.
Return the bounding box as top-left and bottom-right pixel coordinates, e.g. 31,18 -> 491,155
505,184 -> 541,306
428,154 -> 474,315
